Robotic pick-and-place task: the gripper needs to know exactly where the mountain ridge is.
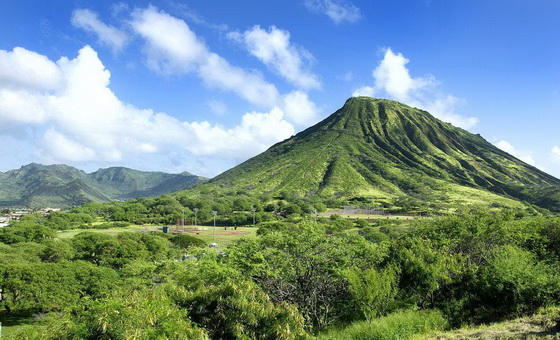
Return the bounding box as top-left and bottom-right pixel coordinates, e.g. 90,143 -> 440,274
0,163 -> 207,208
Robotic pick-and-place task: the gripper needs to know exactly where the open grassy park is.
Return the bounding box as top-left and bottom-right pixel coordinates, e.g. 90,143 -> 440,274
56,224 -> 258,248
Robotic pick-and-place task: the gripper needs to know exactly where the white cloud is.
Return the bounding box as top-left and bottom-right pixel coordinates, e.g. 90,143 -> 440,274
353,48 -> 478,130
496,140 -> 541,168
228,25 -> 321,90
130,6 -> 207,74
0,89 -> 51,124
304,0 -> 362,24
198,53 -> 280,107
71,9 -> 129,52
371,49 -> 434,102
0,47 -> 63,91
183,107 -> 294,159
550,146 -> 560,170
0,45 -> 295,174
43,129 -> 98,162
282,91 -> 321,126
420,95 -> 478,131
130,6 -> 280,108
129,7 -> 322,124
352,86 -> 374,97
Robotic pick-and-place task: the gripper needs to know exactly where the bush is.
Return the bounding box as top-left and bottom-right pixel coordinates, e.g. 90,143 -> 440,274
354,219 -> 370,228
474,245 -> 560,320
318,309 -> 447,340
80,221 -> 132,229
170,234 -> 207,249
21,286 -> 209,340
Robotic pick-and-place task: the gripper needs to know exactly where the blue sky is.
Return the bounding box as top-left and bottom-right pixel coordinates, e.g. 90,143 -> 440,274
0,0 -> 559,177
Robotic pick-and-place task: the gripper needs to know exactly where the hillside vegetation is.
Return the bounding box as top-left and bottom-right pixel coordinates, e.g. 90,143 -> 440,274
207,97 -> 560,212
0,163 -> 206,208
2,207 -> 560,339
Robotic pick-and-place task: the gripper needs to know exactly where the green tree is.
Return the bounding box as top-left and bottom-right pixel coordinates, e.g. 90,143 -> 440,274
29,286 -> 209,340
345,266 -> 399,321
174,259 -> 307,340
170,234 -> 206,249
228,221 -> 388,331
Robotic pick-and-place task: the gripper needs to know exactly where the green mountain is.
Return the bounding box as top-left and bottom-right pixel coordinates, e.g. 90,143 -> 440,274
208,97 -> 560,212
0,163 -> 207,208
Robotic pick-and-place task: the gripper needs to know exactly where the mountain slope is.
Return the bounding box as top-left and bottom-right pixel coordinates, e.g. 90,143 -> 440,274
0,163 -> 207,208
209,97 -> 560,212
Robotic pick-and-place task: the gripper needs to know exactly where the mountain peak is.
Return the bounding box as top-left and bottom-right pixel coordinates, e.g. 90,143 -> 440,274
209,98 -> 560,212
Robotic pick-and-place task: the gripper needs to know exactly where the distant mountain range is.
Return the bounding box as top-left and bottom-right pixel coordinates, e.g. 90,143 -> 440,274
0,163 -> 207,208
207,97 -> 560,212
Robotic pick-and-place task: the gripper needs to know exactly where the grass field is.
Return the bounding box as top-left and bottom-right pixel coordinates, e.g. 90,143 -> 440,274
56,225 -> 258,248
0,311 -> 34,338
421,307 -> 560,339
177,226 -> 258,247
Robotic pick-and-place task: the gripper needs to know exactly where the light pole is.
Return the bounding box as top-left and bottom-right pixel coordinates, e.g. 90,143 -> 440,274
194,208 -> 198,226
251,207 -> 256,226
212,211 -> 217,241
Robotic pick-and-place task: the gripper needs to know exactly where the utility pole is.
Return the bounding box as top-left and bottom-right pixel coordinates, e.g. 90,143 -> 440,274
212,211 -> 217,241
251,206 -> 256,226
194,208 -> 198,226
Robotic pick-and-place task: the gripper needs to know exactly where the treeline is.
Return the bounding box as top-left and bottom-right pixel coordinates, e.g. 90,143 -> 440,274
1,209 -> 559,339
61,189 -> 336,227
8,186 -> 540,234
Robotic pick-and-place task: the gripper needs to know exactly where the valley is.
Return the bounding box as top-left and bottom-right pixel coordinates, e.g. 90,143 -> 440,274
1,97 -> 559,339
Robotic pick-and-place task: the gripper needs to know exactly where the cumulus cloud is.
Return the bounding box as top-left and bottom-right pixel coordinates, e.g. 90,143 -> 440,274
128,7 -> 322,124
71,9 -> 129,52
0,47 -> 63,91
496,140 -> 541,168
282,91 -> 321,125
184,107 -> 294,158
130,6 -> 207,73
198,53 -> 280,107
549,146 -> 560,170
353,48 -> 478,130
0,45 -> 295,172
130,6 -> 280,108
351,86 -> 374,97
228,25 -> 321,90
43,129 -> 98,162
304,0 -> 361,24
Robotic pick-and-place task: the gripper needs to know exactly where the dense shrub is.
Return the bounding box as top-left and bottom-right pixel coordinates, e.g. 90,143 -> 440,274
318,309 -> 447,340
170,234 -> 207,249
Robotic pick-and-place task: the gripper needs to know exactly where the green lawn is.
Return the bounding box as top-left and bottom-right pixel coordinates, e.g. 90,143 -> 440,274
0,311 -> 34,338
56,225 -> 258,248
180,226 -> 258,248
56,225 -> 150,238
